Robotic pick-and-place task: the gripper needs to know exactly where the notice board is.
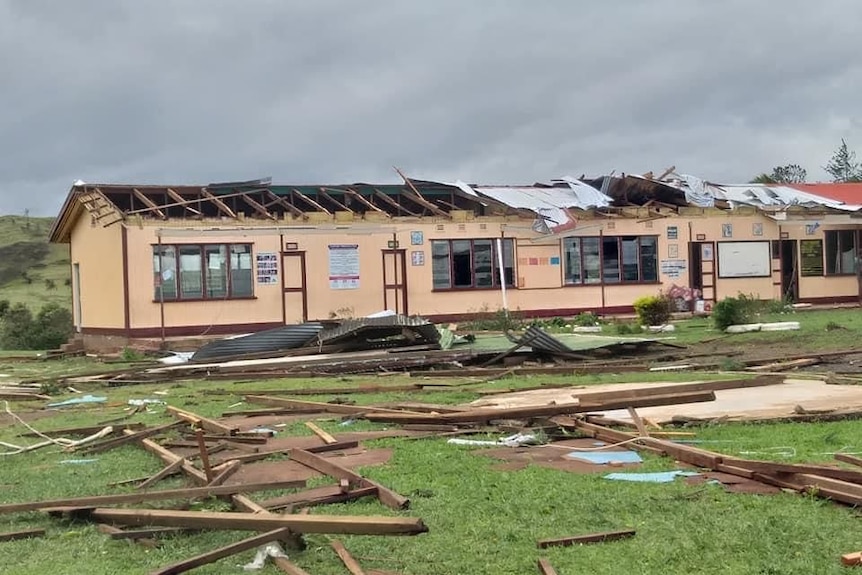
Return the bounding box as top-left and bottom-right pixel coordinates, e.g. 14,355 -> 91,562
800,239 -> 824,277
328,244 -> 360,289
717,241 -> 770,278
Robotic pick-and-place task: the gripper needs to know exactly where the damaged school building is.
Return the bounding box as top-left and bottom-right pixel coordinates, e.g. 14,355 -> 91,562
48,171 -> 862,349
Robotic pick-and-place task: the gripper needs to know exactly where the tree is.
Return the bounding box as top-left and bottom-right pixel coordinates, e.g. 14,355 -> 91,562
750,164 -> 807,184
824,139 -> 862,183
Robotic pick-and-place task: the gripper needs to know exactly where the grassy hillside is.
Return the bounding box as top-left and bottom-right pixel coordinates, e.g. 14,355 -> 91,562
0,215 -> 71,311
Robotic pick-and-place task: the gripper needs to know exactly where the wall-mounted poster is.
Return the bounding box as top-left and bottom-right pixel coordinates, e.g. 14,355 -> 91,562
328,244 -> 360,289
722,223 -> 733,238
701,243 -> 714,261
411,231 -> 424,245
660,259 -> 687,279
800,239 -> 824,277
668,244 -> 679,258
411,251 -> 425,266
667,226 -> 678,240
255,252 -> 278,285
752,222 -> 763,236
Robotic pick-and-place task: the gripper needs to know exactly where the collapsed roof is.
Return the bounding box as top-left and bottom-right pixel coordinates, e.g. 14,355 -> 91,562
49,171 -> 862,243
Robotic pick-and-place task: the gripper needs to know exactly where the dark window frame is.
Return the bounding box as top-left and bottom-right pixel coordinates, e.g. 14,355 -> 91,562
152,242 -> 255,302
431,238 -> 516,291
563,235 -> 660,286
825,230 -> 858,276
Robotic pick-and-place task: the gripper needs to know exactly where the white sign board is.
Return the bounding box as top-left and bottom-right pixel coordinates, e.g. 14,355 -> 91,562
256,252 -> 279,285
717,241 -> 770,278
328,244 -> 360,289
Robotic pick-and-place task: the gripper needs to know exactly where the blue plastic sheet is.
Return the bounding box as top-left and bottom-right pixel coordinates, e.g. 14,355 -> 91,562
46,395 -> 107,408
603,470 -> 700,483
566,451 -> 643,465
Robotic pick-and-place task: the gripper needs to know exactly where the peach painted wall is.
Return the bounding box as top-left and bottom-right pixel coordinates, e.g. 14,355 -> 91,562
69,214 -> 124,329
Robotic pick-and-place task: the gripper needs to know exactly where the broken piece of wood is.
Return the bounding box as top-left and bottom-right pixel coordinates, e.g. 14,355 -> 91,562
842,551 -> 862,566
206,460 -> 241,487
167,405 -> 238,436
0,528 -> 46,542
537,529 -> 636,548
91,508 -> 429,535
98,523 -> 159,549
331,539 -> 367,575
835,453 -> 862,469
537,557 -> 558,575
150,528 -> 291,575
79,421 -> 182,454
0,480 -> 306,515
136,458 -> 186,490
305,421 -> 337,444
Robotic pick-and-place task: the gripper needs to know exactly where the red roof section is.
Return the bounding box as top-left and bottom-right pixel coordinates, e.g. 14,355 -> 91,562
791,183 -> 862,204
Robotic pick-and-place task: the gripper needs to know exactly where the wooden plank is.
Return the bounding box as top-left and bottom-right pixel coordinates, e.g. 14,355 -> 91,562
572,376 -> 782,404
331,539 -> 367,575
126,431 -> 209,485
319,190 -> 353,213
79,421 -> 183,454
150,528 -> 291,575
0,480 -> 306,515
373,189 -> 420,217
259,484 -> 378,511
206,460 -> 241,487
92,508 -> 429,535
291,189 -> 331,214
165,188 -> 201,216
132,188 -> 166,219
364,391 -> 717,425
195,429 -> 214,482
211,440 -> 359,466
342,187 -> 387,215
394,167 -> 448,217
240,193 -> 277,220
834,453 -> 862,468
290,449 -> 409,510
108,527 -> 188,540
245,395 -> 421,416
98,523 -> 158,549
537,557 -> 558,575
537,529 -> 636,548
0,528 -> 45,542
722,457 -> 862,484
842,551 -> 862,566
627,407 -> 649,437
304,421 -> 337,444
136,458 -> 186,490
167,405 -> 238,436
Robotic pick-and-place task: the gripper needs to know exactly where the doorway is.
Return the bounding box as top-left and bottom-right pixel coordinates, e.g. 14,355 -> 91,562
779,240 -> 798,301
281,251 -> 308,323
382,249 -> 408,315
688,242 -> 716,302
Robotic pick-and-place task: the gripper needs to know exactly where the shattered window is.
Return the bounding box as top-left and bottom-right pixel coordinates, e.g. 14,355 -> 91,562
564,236 -> 659,285
825,230 -> 857,275
151,243 -> 254,301
432,239 -> 515,290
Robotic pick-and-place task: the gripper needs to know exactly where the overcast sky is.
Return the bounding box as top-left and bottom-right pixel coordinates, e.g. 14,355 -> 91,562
2,1 -> 861,216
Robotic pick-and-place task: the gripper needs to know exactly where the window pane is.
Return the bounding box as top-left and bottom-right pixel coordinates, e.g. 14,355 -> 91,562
230,245 -> 253,297
839,230 -> 856,274
432,241 -> 451,289
563,238 -> 581,284
582,238 -> 601,284
473,240 -> 493,287
153,246 -> 177,300
502,238 -> 515,286
826,231 -> 839,274
205,245 -> 228,298
639,237 -> 658,282
178,245 -> 203,299
621,237 -> 639,282
602,237 -> 620,283
452,240 -> 472,288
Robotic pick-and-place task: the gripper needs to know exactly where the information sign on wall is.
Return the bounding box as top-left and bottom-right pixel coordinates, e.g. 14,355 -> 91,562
256,252 -> 278,285
328,244 -> 360,289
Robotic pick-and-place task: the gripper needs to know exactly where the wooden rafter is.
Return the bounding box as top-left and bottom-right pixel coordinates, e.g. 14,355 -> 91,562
265,190 -> 305,217
132,188 -> 166,219
201,188 -> 237,218
238,191 -> 276,220
124,190 -> 247,216
342,187 -> 387,215
166,188 -> 201,216
318,189 -> 353,213
373,189 -> 420,217
394,167 -> 449,217
291,189 -> 331,215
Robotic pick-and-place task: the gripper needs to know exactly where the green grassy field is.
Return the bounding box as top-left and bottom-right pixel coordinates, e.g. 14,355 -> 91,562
1,356 -> 861,574
0,215 -> 71,311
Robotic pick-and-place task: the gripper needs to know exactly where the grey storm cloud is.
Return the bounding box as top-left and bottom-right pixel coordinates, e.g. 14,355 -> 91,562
1,0 -> 860,216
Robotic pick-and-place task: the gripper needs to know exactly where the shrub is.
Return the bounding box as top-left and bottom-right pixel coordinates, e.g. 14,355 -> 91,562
712,296 -> 755,331
572,312 -> 599,327
0,302 -> 73,350
0,299 -> 9,319
633,295 -> 672,326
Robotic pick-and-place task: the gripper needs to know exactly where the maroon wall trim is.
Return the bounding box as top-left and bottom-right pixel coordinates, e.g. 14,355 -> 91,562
82,321 -> 284,339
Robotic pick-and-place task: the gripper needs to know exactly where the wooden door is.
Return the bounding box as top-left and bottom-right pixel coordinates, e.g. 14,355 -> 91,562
382,249 -> 408,315
690,242 -> 716,302
282,251 -> 308,323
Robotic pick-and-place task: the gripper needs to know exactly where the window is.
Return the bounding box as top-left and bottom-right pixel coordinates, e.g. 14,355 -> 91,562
564,236 -> 658,285
825,230 -> 857,275
153,243 -> 254,300
431,238 -> 515,289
